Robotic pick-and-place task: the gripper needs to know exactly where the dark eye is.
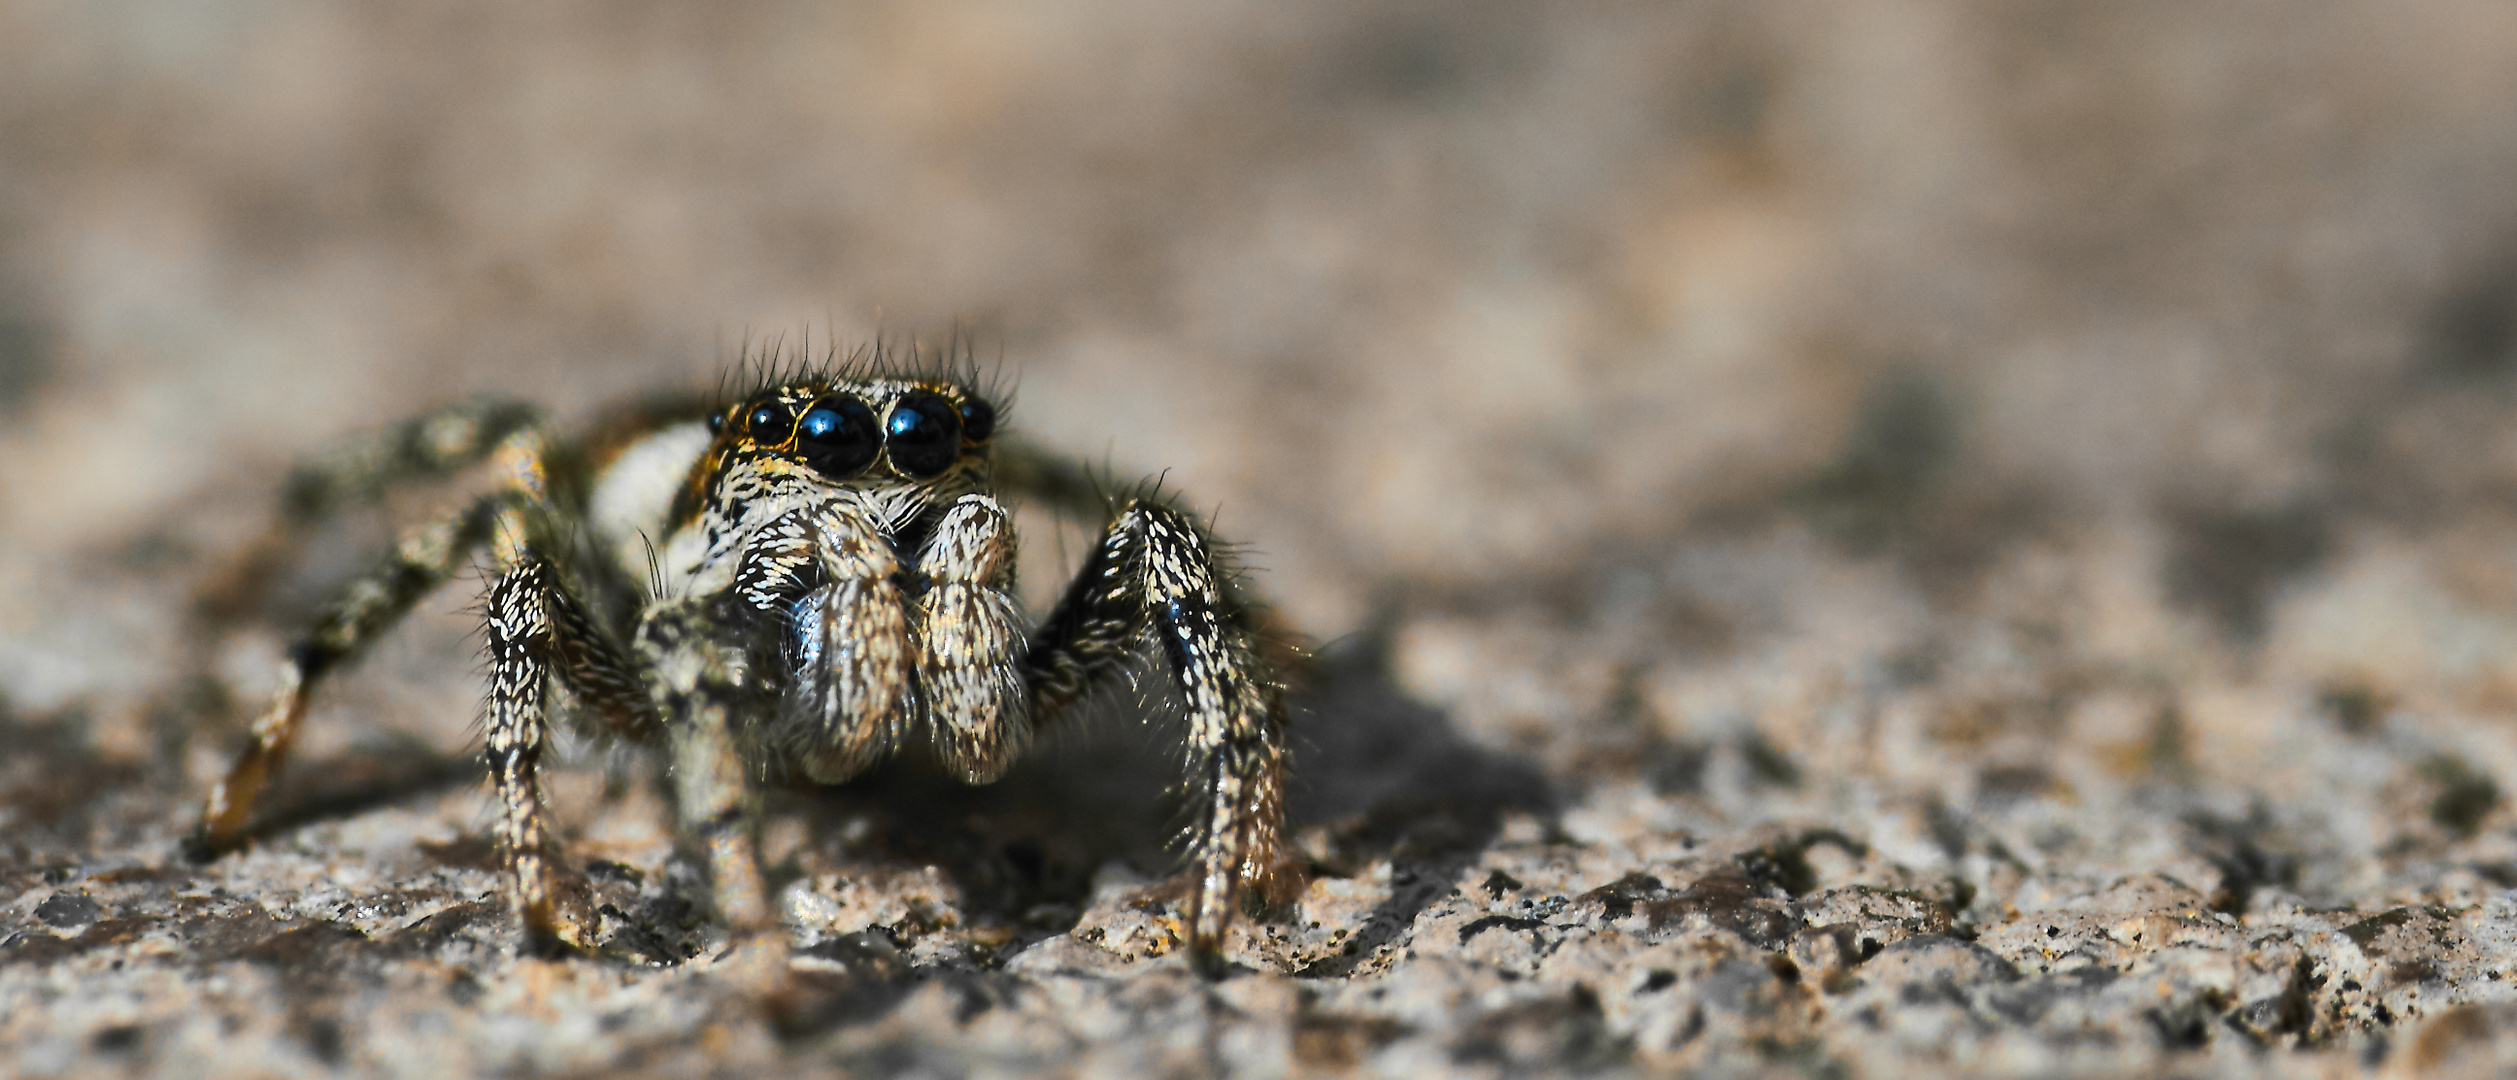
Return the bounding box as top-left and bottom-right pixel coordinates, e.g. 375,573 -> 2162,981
796,395 -> 880,478
746,399 -> 795,444
884,391 -> 963,477
706,410 -> 725,435
957,397 -> 996,443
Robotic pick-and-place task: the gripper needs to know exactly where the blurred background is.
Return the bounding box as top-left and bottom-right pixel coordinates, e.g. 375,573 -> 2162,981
9,0 -> 2517,932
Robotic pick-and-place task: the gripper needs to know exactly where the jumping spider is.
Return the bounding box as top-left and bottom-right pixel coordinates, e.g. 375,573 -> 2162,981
186,346 -> 1292,972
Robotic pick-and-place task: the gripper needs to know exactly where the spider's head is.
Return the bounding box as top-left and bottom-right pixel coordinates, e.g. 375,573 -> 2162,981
704,377 -> 997,492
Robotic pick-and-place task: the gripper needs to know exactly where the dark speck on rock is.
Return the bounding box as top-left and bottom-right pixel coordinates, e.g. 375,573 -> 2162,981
584,860 -> 645,885
89,1024 -> 144,1053
1630,866 -> 1805,947
34,893 -> 101,929
1458,915 -> 1549,943
1576,872 -> 1664,920
302,1018 -> 346,1065
1481,869 -> 1525,899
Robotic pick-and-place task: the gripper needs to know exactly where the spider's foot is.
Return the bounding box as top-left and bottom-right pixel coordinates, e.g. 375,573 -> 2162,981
518,883 -> 606,959
521,923 -> 583,960
180,823 -> 244,865
1186,941 -> 1239,981
520,911 -> 600,960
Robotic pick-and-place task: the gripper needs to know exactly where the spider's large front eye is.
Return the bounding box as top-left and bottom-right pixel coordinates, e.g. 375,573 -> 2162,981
884,391 -> 963,477
746,399 -> 796,444
796,395 -> 880,478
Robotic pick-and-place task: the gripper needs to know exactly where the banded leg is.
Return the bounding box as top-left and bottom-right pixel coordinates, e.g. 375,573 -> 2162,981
1027,499 -> 1290,966
188,494 -> 507,859
636,598 -> 772,936
191,408 -> 555,856
199,397 -> 542,624
483,552 -> 655,954
914,494 -> 1030,782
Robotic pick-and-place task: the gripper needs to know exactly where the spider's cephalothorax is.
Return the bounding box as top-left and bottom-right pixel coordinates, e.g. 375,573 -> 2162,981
187,350 -> 1291,972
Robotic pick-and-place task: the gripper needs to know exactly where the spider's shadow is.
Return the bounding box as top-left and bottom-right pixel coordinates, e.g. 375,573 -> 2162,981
1276,632 -> 1559,975
770,625 -> 1556,969
258,736 -> 481,843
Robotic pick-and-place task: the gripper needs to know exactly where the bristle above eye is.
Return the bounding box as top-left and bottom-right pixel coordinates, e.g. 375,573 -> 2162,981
716,325 -> 1009,419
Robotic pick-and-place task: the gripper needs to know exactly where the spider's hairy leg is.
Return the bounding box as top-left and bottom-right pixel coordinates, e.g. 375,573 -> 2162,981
200,397 -> 542,624
189,418 -> 557,859
914,494 -> 1030,781
188,495 -> 505,859
482,547 -> 656,955
754,500 -> 915,784
1027,498 -> 1290,971
635,598 -> 773,937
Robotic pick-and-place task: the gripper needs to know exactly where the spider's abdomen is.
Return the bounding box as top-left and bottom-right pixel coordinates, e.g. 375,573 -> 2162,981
585,421 -> 713,586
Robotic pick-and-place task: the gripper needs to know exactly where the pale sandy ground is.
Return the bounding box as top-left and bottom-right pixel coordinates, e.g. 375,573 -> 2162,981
11,3 -> 2517,1077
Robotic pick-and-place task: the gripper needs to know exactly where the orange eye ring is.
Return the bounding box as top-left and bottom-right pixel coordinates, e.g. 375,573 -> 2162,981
745,399 -> 796,445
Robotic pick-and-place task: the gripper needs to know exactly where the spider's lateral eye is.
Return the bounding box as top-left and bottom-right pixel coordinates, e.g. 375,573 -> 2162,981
884,391 -> 962,478
796,395 -> 880,478
746,400 -> 795,444
957,397 -> 996,443
706,411 -> 725,435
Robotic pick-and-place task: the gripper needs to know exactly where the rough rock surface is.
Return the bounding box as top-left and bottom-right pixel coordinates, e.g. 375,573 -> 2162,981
11,3 -> 2517,1077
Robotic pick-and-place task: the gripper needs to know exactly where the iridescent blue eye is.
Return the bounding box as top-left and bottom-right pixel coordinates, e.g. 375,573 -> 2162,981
884,391 -> 962,478
796,395 -> 879,478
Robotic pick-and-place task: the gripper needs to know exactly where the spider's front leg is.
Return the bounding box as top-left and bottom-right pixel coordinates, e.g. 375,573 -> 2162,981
482,551 -> 655,954
634,496 -> 918,945
1028,498 -> 1291,969
636,593 -> 779,941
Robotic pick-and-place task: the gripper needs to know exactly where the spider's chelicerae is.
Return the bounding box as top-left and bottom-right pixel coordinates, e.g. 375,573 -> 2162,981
187,346 -> 1292,972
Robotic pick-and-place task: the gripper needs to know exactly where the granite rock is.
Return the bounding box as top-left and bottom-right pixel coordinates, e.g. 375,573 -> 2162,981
10,2 -> 2517,1077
